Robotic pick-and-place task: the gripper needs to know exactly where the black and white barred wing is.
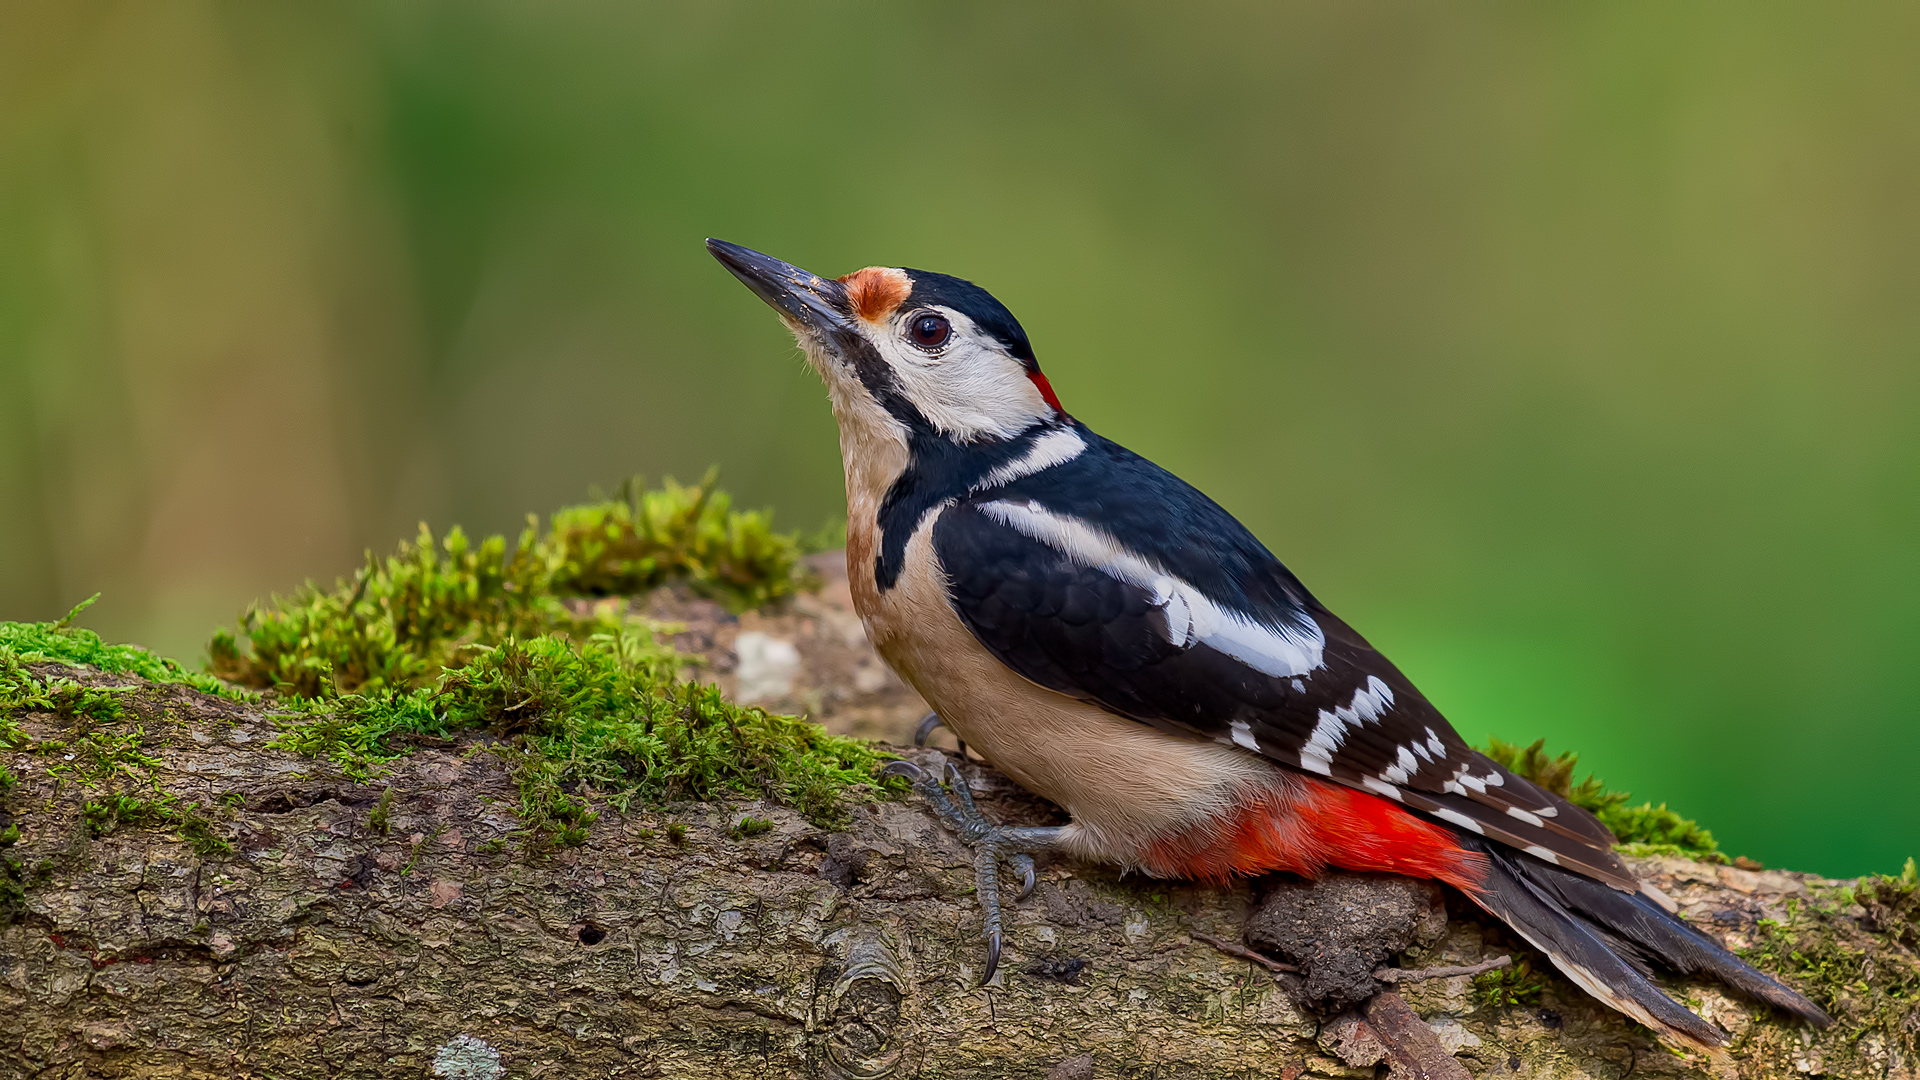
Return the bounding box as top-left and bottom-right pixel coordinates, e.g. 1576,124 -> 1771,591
931,496 -> 1636,890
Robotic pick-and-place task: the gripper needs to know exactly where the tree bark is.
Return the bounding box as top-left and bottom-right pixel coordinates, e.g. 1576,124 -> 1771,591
3,580 -> 1912,1078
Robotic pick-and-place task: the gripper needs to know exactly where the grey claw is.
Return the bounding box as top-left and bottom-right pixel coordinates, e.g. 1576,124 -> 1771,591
982,929 -> 1002,985
878,760 -> 924,781
913,712 -> 943,748
942,760 -> 980,813
1013,854 -> 1036,899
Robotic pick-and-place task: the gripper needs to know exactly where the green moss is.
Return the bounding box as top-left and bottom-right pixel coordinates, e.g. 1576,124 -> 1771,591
267,625 -> 892,842
39,728 -> 162,788
210,474 -> 815,697
2,641 -> 141,732
0,596 -> 239,698
82,793 -> 232,856
1856,857 -> 1920,950
0,478 -> 871,853
546,471 -> 816,612
208,524 -> 558,698
1473,954 -> 1549,1008
1482,737 -> 1722,860
732,815 -> 774,839
1740,889 -> 1920,1062
1,853 -> 52,926
369,786 -> 394,835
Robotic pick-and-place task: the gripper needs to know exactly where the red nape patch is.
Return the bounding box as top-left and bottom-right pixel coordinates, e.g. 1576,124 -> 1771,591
1028,370 -> 1065,414
1141,776 -> 1488,894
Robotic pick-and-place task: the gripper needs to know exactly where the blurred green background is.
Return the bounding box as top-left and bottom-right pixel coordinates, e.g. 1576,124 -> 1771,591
1,3 -> 1914,876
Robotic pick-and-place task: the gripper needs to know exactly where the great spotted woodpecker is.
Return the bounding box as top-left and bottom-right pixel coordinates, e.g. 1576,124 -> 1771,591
707,239 -> 1829,1051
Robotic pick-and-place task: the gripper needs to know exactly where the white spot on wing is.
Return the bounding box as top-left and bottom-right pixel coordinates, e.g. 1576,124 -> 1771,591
1432,807 -> 1486,834
1300,709 -> 1347,776
977,499 -> 1326,676
1229,720 -> 1260,752
1523,844 -> 1562,865
1351,676 -> 1394,722
1304,677 -> 1402,777
975,428 -> 1086,491
1360,777 -> 1404,801
1505,805 -> 1545,827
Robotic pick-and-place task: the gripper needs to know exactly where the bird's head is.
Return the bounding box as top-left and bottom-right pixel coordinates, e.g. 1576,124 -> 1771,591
708,239 -> 1066,447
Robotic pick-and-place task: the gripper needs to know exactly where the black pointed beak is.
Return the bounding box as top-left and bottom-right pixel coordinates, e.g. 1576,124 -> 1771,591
707,239 -> 851,336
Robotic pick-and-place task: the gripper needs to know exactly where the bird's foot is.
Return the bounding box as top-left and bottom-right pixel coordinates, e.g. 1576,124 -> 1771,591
880,758 -> 1063,983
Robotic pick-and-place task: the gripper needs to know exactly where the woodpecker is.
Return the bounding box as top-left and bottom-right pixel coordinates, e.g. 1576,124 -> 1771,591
707,239 -> 1829,1051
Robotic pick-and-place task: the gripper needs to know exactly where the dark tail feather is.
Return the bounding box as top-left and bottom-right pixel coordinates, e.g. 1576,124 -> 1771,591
1458,836 -> 1831,1050
1500,845 -> 1833,1027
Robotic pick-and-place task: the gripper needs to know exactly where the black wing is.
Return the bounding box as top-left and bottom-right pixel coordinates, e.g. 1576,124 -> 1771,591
932,428 -> 1634,889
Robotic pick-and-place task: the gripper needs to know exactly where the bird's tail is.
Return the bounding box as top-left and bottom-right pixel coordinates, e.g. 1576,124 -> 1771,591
1455,834 -> 1832,1051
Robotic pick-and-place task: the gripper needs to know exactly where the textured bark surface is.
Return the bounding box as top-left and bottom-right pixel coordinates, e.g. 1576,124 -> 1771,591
3,574 -> 1912,1078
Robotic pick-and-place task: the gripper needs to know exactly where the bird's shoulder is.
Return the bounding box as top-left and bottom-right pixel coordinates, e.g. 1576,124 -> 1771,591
951,424 -> 1319,623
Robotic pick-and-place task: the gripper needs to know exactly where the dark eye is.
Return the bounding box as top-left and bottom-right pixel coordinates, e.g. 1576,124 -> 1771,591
908,312 -> 952,350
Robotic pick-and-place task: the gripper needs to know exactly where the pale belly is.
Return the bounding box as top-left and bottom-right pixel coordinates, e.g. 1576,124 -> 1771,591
848,513 -> 1292,868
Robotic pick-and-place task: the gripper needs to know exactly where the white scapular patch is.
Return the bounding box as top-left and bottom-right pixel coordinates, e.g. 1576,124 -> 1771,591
1229,720 -> 1260,751
975,428 -> 1086,491
977,499 -> 1326,677
1431,807 -> 1487,834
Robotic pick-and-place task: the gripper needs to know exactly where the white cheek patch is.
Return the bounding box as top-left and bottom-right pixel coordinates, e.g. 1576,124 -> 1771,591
976,499 -> 1326,680
873,311 -> 1053,441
